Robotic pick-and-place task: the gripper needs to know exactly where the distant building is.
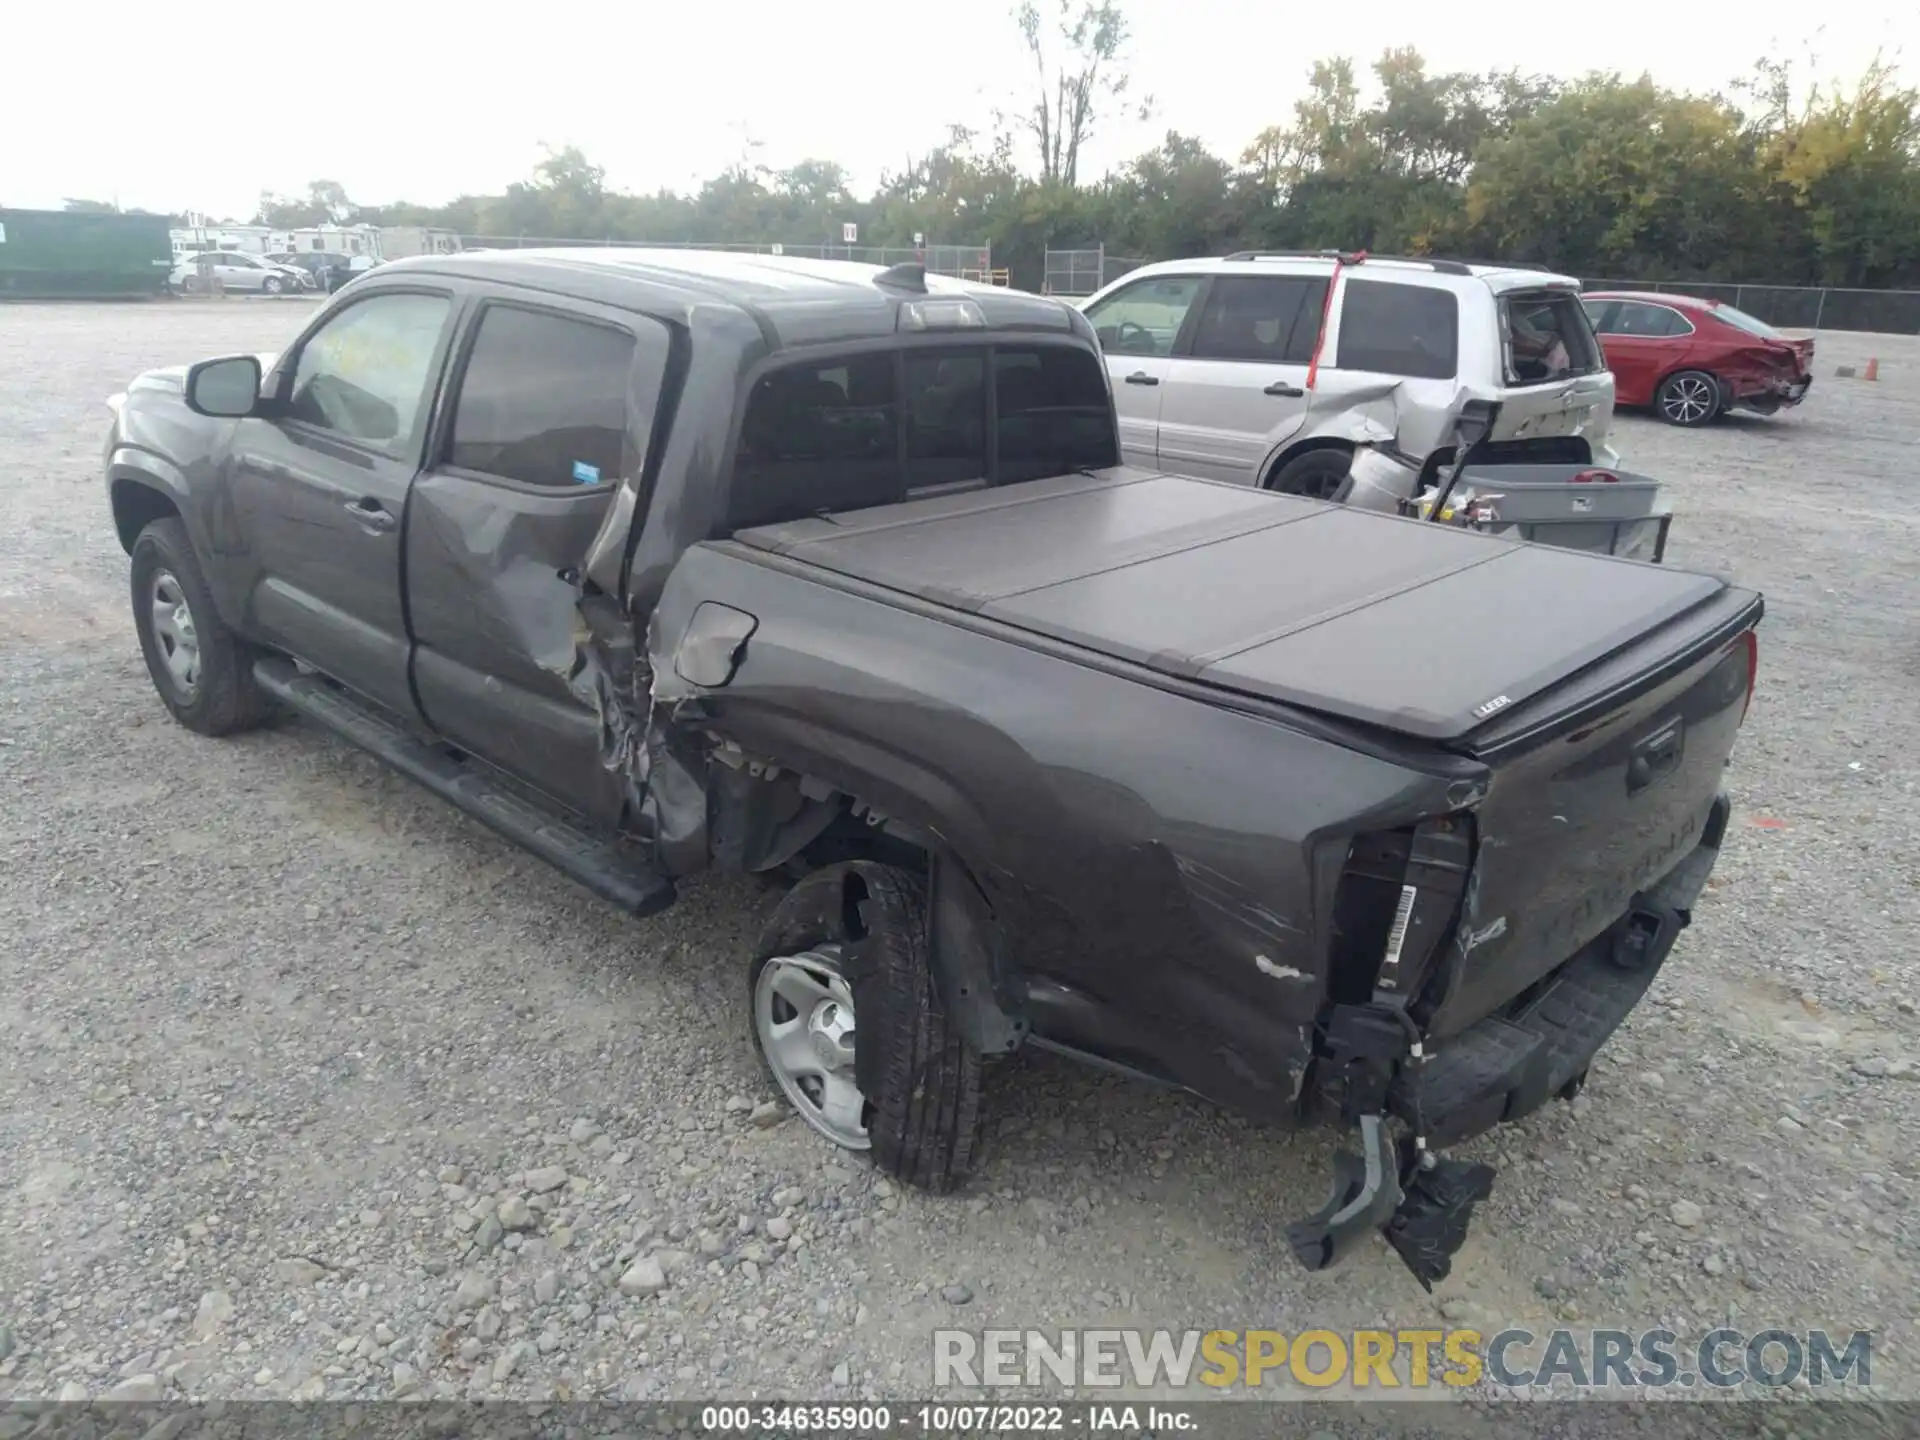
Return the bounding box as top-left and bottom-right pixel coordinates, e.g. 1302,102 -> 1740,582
170,220 -> 386,260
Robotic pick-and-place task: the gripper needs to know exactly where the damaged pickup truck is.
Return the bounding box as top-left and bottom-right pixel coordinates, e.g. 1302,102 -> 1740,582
104,250 -> 1763,1285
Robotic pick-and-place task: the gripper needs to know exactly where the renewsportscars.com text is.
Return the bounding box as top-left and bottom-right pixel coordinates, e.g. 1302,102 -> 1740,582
934,1327 -> 1873,1391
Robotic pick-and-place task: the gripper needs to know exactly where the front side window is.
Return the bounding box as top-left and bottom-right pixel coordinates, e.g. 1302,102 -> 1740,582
1189,275 -> 1327,364
286,291 -> 450,446
447,306 -> 636,487
1084,275 -> 1204,357
726,343 -> 1117,530
1335,279 -> 1459,380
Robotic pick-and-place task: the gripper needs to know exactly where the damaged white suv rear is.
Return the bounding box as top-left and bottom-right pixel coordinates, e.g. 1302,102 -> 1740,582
1080,250 -> 1618,507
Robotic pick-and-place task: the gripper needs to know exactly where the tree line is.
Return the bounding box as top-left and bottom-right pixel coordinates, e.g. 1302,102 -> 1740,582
112,8 -> 1920,293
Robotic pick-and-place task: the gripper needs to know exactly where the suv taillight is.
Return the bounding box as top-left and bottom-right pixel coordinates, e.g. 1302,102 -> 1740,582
1739,630 -> 1758,725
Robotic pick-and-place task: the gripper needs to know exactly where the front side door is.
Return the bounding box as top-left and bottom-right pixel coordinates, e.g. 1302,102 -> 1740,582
221,285 -> 458,718
406,295 -> 672,826
1082,273 -> 1205,468
1157,273 -> 1324,485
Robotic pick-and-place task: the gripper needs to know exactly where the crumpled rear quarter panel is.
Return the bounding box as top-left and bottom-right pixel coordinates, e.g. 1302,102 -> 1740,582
649,541 -> 1467,1117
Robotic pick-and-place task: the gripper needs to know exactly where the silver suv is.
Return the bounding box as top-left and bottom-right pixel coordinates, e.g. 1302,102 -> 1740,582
1078,251 -> 1618,506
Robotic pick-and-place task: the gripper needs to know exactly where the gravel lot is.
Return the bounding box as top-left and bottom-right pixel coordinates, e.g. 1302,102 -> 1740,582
1,300 -> 1916,1413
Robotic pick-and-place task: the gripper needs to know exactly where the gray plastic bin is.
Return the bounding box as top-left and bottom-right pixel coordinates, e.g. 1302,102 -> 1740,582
1411,464 -> 1673,564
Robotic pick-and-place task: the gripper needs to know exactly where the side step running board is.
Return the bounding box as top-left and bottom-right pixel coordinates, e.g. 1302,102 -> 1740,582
253,657 -> 676,918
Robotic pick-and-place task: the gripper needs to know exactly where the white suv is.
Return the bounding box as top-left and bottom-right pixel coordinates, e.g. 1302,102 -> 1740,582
1078,251 -> 1618,505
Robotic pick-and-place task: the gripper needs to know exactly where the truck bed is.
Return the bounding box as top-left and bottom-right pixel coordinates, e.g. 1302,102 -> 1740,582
733,466 -> 1732,743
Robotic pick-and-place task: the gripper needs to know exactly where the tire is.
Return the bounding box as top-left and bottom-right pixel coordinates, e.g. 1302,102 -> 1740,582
1266,447 -> 1353,501
129,517 -> 273,737
750,861 -> 983,1192
1655,370 -> 1721,427
263,274 -> 284,295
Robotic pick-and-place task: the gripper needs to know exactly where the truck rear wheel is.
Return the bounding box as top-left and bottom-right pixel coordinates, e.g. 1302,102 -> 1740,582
750,862 -> 983,1192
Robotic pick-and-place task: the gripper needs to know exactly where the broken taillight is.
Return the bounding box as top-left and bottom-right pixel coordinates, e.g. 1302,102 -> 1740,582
1327,816 -> 1473,1008
1739,629 -> 1758,725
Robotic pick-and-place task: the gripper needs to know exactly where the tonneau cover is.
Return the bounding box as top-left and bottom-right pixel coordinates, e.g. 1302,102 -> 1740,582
733,467 -> 1726,741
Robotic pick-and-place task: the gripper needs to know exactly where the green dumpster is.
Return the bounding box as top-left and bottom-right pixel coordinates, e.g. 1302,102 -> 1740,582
0,209 -> 174,299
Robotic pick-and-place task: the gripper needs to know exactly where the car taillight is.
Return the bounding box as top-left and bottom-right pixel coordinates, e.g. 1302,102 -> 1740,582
1571,469 -> 1619,483
1738,630 -> 1758,725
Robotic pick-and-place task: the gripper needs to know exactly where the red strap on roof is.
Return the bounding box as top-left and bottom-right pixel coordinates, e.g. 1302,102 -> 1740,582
1304,250 -> 1366,391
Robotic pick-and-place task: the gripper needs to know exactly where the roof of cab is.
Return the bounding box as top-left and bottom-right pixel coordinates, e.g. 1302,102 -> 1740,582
380,246 -> 1084,349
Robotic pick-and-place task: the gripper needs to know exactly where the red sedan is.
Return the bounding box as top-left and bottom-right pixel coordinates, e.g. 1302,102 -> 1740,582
1581,291 -> 1815,427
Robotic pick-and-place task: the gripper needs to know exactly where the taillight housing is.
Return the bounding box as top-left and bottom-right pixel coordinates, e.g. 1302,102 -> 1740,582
1738,630 -> 1758,725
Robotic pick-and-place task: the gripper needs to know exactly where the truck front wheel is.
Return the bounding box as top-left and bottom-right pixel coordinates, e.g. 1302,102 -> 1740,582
750,862 -> 983,1192
130,517 -> 272,736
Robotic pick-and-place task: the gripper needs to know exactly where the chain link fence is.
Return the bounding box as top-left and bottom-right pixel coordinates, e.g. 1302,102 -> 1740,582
452,236 -> 1001,282
1582,279 -> 1920,335
1041,246 -> 1149,297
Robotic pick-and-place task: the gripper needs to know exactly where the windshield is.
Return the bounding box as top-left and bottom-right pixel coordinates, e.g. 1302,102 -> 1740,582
1712,304 -> 1786,340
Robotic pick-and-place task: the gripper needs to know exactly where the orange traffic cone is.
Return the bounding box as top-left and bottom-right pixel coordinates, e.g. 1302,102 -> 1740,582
1864,357 -> 1879,381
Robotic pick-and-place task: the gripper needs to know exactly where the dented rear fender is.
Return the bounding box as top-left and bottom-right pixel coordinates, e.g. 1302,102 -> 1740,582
644,540 -> 1484,1119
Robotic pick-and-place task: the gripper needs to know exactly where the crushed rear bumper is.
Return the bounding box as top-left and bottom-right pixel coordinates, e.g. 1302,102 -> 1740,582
1391,793 -> 1731,1146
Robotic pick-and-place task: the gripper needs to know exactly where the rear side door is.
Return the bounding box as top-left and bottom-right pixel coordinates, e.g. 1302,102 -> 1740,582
1587,299 -> 1691,407
221,283 -> 459,718
1156,272 -> 1325,485
1082,273 -> 1205,468
405,294 -> 674,827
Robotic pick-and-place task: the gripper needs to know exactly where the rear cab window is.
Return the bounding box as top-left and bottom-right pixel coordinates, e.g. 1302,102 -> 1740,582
1499,291 -> 1605,385
1332,278 -> 1458,380
725,343 -> 1117,532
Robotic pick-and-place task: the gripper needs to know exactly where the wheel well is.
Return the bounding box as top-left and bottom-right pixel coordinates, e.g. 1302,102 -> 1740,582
1263,438 -> 1354,490
1658,366 -> 1720,393
111,478 -> 180,554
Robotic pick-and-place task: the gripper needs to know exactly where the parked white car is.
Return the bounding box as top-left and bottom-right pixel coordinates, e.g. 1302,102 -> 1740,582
1078,251 -> 1619,508
170,251 -> 308,295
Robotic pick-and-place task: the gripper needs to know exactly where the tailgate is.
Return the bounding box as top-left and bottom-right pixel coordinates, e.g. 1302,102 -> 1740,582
1423,588 -> 1761,1037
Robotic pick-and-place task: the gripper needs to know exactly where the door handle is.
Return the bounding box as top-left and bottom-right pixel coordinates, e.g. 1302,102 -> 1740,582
344,497 -> 396,532
1264,381 -> 1306,397
1124,371 -> 1160,386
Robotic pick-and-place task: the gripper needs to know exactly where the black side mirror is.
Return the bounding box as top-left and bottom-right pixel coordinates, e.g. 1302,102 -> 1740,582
184,355 -> 262,418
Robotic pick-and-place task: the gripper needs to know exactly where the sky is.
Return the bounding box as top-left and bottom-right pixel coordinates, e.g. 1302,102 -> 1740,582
4,1 -> 1913,223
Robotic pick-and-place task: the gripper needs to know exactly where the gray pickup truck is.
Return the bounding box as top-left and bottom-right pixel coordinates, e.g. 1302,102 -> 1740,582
103,250 -> 1762,1285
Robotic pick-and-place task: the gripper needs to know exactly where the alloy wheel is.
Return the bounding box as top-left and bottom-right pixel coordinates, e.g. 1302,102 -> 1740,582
754,946 -> 871,1149
1661,375 -> 1717,424
148,569 -> 201,698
